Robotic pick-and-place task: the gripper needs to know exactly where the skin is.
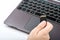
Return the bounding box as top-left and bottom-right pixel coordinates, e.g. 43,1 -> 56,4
28,21 -> 53,40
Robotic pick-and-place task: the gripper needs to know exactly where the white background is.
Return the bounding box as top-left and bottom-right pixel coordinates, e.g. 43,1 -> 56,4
0,0 -> 28,40
54,0 -> 60,2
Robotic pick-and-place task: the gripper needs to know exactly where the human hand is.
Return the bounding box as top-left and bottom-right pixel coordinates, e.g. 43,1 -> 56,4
28,21 -> 53,40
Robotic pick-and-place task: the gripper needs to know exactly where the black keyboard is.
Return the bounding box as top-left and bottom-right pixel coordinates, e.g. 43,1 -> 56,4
17,0 -> 60,23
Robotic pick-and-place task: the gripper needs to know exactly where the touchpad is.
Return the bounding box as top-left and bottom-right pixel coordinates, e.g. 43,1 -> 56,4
24,16 -> 40,32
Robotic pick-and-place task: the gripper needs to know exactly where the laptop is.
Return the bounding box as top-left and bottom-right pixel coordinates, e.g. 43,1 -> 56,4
4,0 -> 60,40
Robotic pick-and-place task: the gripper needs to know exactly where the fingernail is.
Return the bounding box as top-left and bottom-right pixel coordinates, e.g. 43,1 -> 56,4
40,21 -> 46,24
41,21 -> 46,23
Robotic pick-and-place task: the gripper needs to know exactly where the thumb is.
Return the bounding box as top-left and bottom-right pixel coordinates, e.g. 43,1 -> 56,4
38,22 -> 53,35
30,21 -> 46,34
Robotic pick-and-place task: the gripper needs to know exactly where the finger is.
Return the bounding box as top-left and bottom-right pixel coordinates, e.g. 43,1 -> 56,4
38,22 -> 53,34
37,33 -> 50,40
47,34 -> 50,40
30,21 -> 46,34
43,34 -> 50,40
44,34 -> 50,40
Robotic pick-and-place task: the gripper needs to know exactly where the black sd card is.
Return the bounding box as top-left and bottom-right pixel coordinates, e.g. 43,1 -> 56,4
40,14 -> 47,22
